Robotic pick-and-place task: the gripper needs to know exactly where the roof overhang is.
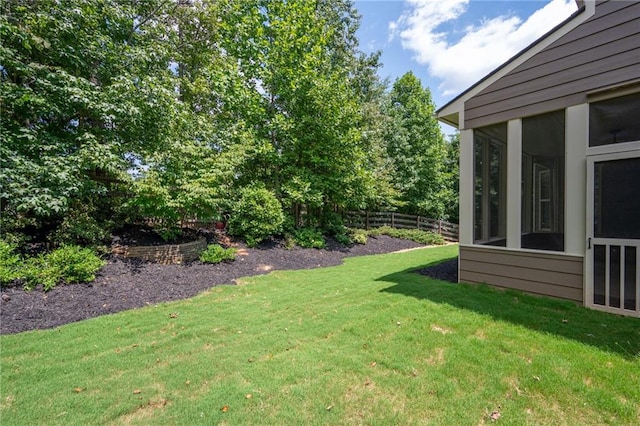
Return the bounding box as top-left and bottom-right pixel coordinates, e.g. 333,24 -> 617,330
437,111 -> 460,129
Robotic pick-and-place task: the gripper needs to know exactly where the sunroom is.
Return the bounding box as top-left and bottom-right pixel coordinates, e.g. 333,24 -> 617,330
437,0 -> 640,317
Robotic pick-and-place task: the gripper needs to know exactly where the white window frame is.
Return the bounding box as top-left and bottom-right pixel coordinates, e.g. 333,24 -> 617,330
534,164 -> 552,232
473,136 -> 507,245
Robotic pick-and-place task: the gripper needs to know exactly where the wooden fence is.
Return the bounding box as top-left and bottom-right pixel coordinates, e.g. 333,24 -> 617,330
344,211 -> 459,242
147,211 -> 459,242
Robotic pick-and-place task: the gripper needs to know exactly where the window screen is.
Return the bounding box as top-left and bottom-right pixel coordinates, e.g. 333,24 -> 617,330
589,92 -> 640,147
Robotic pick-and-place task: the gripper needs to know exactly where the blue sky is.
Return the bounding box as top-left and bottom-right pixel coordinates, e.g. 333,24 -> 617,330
355,0 -> 579,120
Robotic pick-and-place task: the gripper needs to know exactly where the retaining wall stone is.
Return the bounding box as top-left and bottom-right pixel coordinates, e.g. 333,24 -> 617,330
112,238 -> 207,264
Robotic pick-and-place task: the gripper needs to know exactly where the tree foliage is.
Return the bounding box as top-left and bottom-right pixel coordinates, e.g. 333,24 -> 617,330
1,0 -> 177,243
1,0 -> 457,248
385,72 -> 448,218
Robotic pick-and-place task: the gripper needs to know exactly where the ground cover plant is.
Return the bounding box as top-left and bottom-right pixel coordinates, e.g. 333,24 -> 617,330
198,244 -> 238,264
290,227 -> 327,249
368,225 -> 446,245
1,245 -> 639,425
0,242 -> 105,291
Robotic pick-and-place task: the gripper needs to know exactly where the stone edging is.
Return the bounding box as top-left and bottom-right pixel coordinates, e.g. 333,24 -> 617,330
111,238 -> 207,264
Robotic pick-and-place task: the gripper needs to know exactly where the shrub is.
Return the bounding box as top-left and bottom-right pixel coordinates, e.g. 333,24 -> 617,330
366,226 -> 384,237
322,212 -> 351,246
0,241 -> 22,286
49,205 -> 111,247
406,229 -> 445,245
0,211 -> 36,250
322,211 -> 347,236
366,226 -> 445,245
292,227 -> 326,249
199,244 -> 237,264
22,245 -> 105,291
156,225 -> 183,243
349,229 -> 368,245
228,185 -> 284,247
283,235 -> 296,250
334,232 -> 352,246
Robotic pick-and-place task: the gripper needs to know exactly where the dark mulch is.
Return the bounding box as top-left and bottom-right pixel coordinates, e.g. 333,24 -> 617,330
1,235 -> 431,335
416,258 -> 458,283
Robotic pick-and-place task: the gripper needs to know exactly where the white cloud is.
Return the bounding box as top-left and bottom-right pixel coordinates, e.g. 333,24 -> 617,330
390,0 -> 577,96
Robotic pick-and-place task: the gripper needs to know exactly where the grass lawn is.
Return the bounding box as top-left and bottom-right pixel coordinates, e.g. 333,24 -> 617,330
1,245 -> 639,425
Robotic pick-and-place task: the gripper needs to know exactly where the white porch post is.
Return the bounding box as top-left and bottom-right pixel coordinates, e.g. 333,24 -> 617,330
565,104 -> 588,256
507,119 -> 522,249
459,129 -> 474,245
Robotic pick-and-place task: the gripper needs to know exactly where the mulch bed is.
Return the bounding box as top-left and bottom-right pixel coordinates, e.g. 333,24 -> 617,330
0,234 -> 455,335
416,258 -> 458,283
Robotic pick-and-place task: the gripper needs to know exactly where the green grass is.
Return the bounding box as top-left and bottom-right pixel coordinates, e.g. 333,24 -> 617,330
1,245 -> 639,425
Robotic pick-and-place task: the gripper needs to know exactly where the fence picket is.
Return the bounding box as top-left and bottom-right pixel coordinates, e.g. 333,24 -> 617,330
345,211 -> 458,242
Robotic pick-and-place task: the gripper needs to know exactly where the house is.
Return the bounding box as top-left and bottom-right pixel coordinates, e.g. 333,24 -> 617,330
436,0 -> 640,317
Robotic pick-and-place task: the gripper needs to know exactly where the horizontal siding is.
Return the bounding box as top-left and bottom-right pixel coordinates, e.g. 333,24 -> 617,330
539,0 -> 633,48
465,65 -> 640,128
459,246 -> 584,302
466,37 -> 640,109
462,260 -> 583,288
464,0 -> 640,129
514,14 -> 639,74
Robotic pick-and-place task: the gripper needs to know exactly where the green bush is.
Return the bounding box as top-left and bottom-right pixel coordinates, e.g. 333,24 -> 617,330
349,229 -> 368,245
283,235 -> 296,250
49,205 -> 111,247
366,226 -> 384,237
199,244 -> 237,264
334,232 -> 352,246
0,241 -> 22,286
228,185 -> 285,247
366,226 -> 445,245
322,211 -> 347,236
0,211 -> 36,250
156,225 -> 183,243
292,227 -> 326,249
22,245 -> 106,291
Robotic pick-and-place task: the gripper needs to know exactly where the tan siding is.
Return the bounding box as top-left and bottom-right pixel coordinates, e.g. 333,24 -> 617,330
514,16 -> 639,74
462,260 -> 583,288
459,246 -> 584,302
467,44 -> 639,109
545,0 -> 633,47
460,270 -> 584,301
464,0 -> 640,129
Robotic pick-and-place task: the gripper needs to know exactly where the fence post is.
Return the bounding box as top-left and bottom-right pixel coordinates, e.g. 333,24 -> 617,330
438,219 -> 442,235
366,211 -> 370,230
391,212 -> 395,228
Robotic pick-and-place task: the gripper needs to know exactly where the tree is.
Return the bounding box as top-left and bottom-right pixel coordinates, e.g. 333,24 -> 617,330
442,132 -> 460,222
218,0 -> 382,229
0,0 -> 179,244
385,72 -> 447,218
1,0 -> 455,249
126,0 -> 257,237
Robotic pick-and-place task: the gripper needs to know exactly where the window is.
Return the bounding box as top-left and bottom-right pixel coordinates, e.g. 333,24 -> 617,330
536,165 -> 552,231
589,92 -> 640,147
521,111 -> 565,251
474,123 -> 507,246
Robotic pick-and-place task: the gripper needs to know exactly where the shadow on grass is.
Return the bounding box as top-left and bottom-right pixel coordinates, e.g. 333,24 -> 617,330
378,256 -> 640,360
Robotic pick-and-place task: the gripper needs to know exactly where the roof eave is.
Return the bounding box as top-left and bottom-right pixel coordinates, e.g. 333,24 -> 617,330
438,112 -> 459,129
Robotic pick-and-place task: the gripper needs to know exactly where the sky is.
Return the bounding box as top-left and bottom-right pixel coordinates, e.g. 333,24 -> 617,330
354,0 -> 579,132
